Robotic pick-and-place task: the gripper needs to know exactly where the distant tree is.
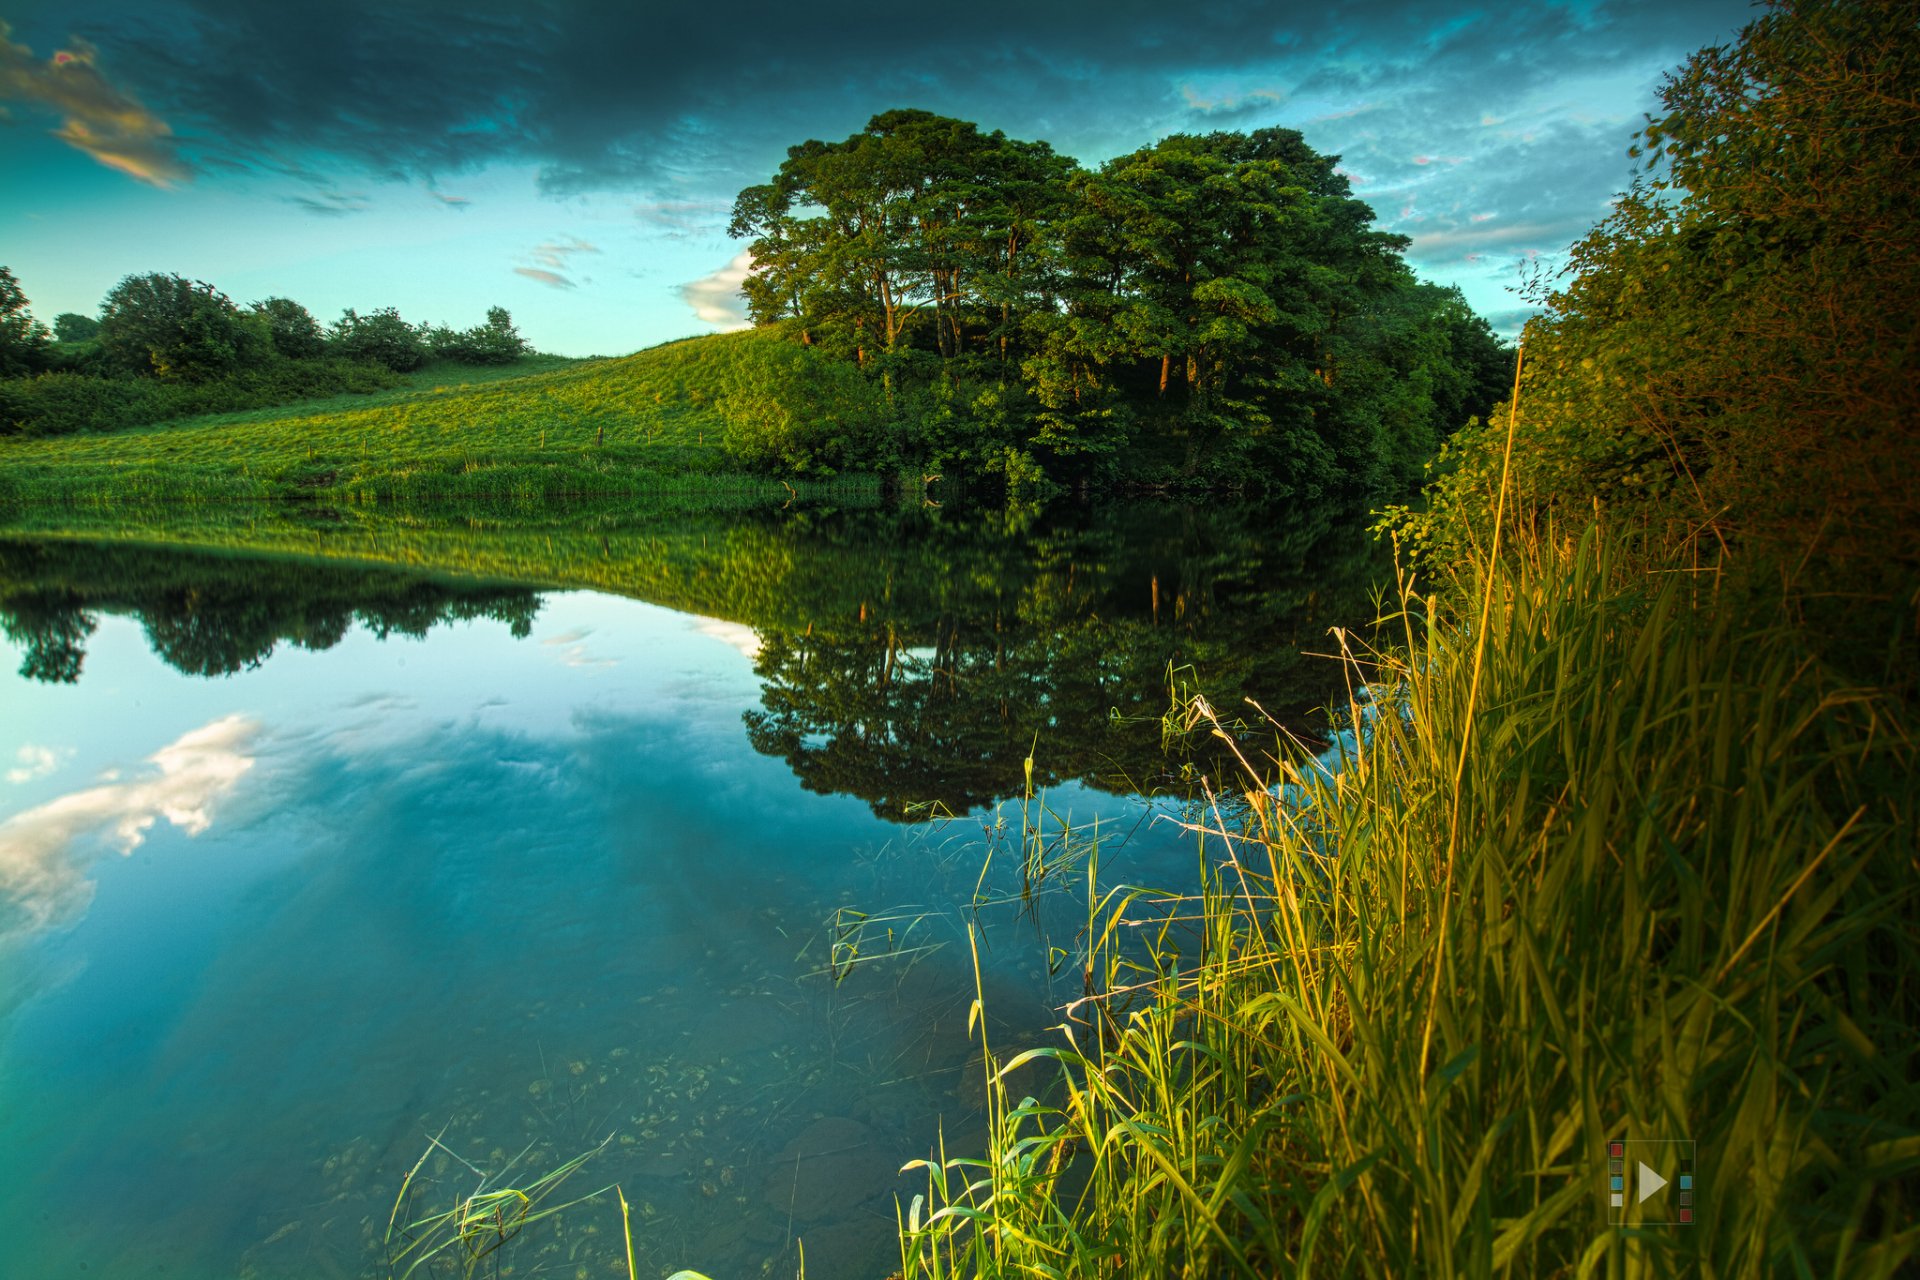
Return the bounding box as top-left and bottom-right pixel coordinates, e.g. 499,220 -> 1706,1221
98,272 -> 269,380
0,266 -> 53,377
328,306 -> 428,371
251,297 -> 326,360
52,312 -> 101,343
425,306 -> 530,364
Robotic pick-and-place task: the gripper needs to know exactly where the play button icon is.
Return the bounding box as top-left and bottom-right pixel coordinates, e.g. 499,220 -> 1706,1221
1637,1162 -> 1668,1204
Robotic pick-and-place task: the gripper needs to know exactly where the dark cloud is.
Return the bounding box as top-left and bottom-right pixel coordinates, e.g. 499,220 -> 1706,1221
51,0 -> 1751,195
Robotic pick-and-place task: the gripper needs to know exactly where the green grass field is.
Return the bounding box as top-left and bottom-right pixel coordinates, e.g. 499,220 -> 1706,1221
0,330 -> 814,508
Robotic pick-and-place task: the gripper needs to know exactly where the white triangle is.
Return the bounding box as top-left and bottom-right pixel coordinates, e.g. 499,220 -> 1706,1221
1637,1161 -> 1668,1204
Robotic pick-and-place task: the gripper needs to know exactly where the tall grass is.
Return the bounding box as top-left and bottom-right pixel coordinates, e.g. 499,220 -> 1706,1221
897,524 -> 1918,1276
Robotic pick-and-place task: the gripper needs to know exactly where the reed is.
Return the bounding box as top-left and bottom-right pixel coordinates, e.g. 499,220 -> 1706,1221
896,522 -> 1919,1276
383,1131 -> 612,1280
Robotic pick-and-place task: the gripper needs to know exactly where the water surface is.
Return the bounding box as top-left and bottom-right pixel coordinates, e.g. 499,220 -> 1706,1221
0,500 -> 1385,1278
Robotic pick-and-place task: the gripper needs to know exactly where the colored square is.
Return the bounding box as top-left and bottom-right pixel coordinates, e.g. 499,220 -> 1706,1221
1610,1175 -> 1623,1191
1610,1193 -> 1623,1207
1610,1142 -> 1624,1157
1609,1159 -> 1623,1175
1680,1174 -> 1692,1189
1680,1190 -> 1691,1206
1679,1208 -> 1692,1224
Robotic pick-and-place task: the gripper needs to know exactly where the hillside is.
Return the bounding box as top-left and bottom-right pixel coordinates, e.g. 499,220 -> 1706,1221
0,330 -> 841,508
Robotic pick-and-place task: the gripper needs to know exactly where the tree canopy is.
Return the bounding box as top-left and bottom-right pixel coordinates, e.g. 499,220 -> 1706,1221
1406,0 -> 1918,599
731,112 -> 1509,494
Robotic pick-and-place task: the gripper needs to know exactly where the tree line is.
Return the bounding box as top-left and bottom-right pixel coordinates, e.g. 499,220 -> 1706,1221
729,112 -> 1512,496
0,267 -> 530,435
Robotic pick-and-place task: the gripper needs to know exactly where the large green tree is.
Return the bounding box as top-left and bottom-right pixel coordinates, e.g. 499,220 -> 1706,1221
732,112 -> 1504,493
1039,129 -> 1413,488
732,110 -> 1076,368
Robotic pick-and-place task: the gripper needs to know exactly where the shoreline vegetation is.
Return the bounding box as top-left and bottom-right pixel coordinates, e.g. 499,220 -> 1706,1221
880,4 -> 1918,1275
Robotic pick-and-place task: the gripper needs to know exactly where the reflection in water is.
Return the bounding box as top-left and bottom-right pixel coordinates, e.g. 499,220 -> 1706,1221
0,714 -> 258,940
0,540 -> 542,683
0,500 -> 1388,1278
1,499 -> 1387,818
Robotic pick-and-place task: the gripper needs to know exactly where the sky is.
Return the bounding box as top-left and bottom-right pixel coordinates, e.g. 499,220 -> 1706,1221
1,0 -> 1756,357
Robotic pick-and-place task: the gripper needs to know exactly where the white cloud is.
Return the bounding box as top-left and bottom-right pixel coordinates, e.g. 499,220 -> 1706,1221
679,251 -> 753,332
0,716 -> 259,939
514,237 -> 601,288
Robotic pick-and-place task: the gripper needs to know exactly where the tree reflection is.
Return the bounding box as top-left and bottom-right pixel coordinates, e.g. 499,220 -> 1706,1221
741,501 -> 1388,818
0,497 -> 1388,814
0,542 -> 543,681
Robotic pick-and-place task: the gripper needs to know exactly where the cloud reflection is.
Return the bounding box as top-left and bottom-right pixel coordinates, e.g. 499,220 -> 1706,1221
6,744 -> 71,784
0,715 -> 259,938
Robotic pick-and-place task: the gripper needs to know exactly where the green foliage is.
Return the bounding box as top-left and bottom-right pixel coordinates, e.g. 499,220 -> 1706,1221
1405,0 -> 1919,594
899,529 -> 1918,1277
424,306 -> 532,365
0,266 -> 52,377
251,296 -> 326,360
732,113 -> 1507,491
329,306 -> 430,371
0,359 -> 399,436
51,312 -> 100,343
99,272 -> 271,380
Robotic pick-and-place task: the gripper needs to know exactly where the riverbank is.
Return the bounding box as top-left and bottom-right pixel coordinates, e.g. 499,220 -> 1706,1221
894,522 -> 1917,1276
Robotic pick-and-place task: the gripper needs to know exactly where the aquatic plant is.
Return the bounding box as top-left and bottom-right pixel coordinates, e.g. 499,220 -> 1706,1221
384,1130 -> 612,1280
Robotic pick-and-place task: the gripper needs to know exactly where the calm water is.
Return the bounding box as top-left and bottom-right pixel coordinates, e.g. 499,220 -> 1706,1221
0,501 -> 1384,1278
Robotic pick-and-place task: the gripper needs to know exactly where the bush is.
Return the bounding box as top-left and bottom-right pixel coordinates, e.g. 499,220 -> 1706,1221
52,312 -> 100,343
328,307 -> 428,371
0,359 -> 399,436
424,306 -> 529,365
716,339 -> 890,473
252,297 -> 326,360
98,272 -> 270,380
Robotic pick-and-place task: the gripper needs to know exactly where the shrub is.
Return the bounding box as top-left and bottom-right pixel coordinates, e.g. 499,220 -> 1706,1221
328,307 -> 428,371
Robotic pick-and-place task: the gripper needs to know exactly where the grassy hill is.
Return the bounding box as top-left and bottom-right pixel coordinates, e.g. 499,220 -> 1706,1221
0,330 -> 865,509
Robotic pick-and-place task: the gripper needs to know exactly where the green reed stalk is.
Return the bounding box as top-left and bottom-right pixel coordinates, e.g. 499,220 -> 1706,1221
897,520 -> 1919,1277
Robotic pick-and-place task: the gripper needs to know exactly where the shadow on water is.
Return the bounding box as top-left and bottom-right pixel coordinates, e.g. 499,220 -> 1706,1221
0,496 -> 1389,1278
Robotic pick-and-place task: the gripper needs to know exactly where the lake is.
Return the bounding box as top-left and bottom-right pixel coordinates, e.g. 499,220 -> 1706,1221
0,499 -> 1386,1278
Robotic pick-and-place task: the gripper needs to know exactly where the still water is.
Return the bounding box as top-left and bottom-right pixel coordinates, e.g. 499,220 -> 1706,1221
0,501 -> 1384,1278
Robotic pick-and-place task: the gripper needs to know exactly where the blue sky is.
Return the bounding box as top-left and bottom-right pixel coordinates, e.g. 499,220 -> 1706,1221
1,0 -> 1755,357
